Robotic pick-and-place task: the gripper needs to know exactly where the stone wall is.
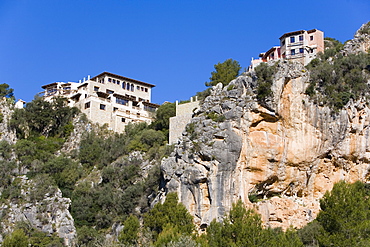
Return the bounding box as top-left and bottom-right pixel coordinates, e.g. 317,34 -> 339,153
169,99 -> 200,144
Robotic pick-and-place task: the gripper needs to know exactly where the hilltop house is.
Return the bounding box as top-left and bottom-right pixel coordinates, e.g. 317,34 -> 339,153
41,72 -> 159,133
249,29 -> 324,70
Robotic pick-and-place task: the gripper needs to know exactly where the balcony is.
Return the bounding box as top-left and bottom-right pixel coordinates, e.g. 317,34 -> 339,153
287,41 -> 304,47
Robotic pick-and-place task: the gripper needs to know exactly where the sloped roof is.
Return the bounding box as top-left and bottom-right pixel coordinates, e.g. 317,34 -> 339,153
91,72 -> 155,88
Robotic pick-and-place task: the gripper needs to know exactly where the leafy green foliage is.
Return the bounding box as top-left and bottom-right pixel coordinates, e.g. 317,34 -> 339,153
71,157 -> 158,229
206,200 -> 303,247
151,102 -> 176,133
14,137 -> 64,168
305,49 -> 370,110
118,214 -> 140,245
2,229 -> 29,247
0,83 -> 14,100
298,181 -> 370,246
255,62 -> 277,103
10,96 -> 79,139
32,155 -> 83,198
29,173 -> 58,202
3,222 -> 64,247
206,112 -> 225,122
206,59 -> 241,87
324,37 -> 344,55
144,193 -> 195,242
76,225 -> 103,247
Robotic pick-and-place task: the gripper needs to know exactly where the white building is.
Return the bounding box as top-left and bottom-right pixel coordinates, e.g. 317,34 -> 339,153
41,72 -> 159,133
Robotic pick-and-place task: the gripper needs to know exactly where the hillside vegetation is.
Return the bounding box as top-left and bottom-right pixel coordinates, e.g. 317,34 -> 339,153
1,22 -> 370,246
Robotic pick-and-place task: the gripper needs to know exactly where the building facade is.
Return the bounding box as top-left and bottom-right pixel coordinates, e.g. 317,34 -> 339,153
249,29 -> 324,70
42,72 -> 159,133
279,29 -> 324,65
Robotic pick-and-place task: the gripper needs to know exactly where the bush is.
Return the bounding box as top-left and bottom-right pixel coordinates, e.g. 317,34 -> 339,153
298,181 -> 370,246
255,63 -> 277,103
144,193 -> 195,241
10,96 -> 79,139
306,52 -> 370,110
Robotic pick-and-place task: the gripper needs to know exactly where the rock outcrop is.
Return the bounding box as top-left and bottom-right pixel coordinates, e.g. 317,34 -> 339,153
0,176 -> 76,246
0,98 -> 17,144
161,25 -> 370,231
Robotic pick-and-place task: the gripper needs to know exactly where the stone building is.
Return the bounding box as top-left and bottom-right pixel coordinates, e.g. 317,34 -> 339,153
41,72 -> 159,133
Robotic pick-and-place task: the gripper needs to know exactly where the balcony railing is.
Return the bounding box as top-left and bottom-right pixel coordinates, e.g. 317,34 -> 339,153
287,41 -> 304,47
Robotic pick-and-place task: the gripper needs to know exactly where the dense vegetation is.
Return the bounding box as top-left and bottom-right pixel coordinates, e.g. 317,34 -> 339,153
0,94 -> 176,246
298,181 -> 370,246
305,39 -> 370,110
2,35 -> 370,245
255,62 -> 277,104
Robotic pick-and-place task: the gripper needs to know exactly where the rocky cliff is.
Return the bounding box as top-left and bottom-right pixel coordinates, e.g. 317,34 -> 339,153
161,24 -> 370,231
0,176 -> 76,246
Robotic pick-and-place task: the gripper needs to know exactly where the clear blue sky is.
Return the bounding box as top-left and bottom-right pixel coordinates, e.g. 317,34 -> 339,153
0,0 -> 369,104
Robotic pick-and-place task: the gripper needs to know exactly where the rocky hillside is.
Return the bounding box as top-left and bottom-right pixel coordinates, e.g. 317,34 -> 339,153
161,22 -> 370,231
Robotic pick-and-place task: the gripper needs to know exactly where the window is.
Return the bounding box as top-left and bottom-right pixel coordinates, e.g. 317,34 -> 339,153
282,40 -> 285,46
291,49 -> 295,55
116,98 -> 128,105
100,104 -> 106,110
106,89 -> 114,94
85,102 -> 90,109
310,36 -> 313,41
122,82 -> 126,89
141,87 -> 144,91
137,86 -> 140,90
144,88 -> 148,92
126,83 -> 130,90
108,78 -> 112,82
121,118 -> 126,122
290,36 -> 295,43
94,86 -> 99,92
299,48 -> 304,53
131,84 -> 134,91
117,80 -> 120,85
113,79 -> 116,84
299,35 -> 303,41
144,105 -> 156,112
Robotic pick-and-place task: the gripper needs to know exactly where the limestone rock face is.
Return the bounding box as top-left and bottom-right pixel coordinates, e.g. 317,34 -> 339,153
161,41 -> 370,230
0,176 -> 76,246
0,98 -> 17,144
343,22 -> 370,55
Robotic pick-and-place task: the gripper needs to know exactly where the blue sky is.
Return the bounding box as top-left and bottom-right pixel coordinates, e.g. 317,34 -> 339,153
0,0 -> 369,104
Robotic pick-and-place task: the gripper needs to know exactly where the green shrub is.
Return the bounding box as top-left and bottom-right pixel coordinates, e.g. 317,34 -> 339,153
206,112 -> 225,122
144,193 -> 195,242
10,96 -> 79,139
306,52 -> 370,110
255,63 -> 277,103
298,181 -> 370,246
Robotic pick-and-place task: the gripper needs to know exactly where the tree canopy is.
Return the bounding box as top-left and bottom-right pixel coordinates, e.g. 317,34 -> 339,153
299,181 -> 370,246
0,83 -> 14,99
205,58 -> 241,87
